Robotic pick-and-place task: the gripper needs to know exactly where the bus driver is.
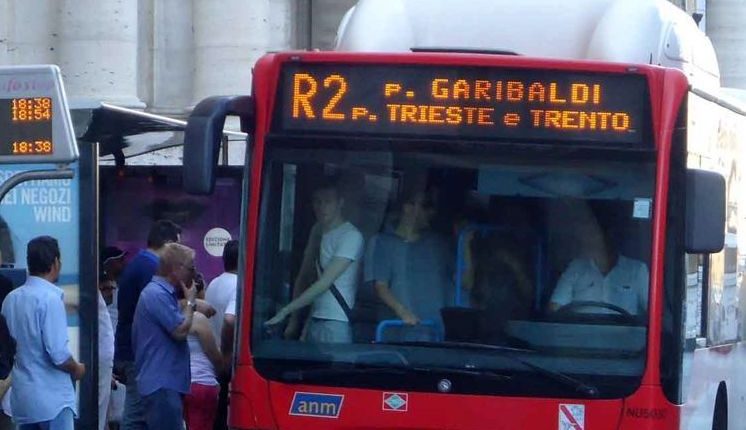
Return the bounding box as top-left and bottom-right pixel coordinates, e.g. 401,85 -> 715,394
548,223 -> 649,317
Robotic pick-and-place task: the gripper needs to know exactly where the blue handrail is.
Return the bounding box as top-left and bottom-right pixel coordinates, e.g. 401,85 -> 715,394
375,319 -> 442,342
455,224 -> 502,306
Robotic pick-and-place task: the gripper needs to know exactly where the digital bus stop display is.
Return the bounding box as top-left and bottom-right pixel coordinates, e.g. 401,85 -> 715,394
274,63 -> 649,144
0,97 -> 54,156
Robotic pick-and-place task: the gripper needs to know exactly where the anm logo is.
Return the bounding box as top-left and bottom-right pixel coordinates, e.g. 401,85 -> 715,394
289,392 -> 344,418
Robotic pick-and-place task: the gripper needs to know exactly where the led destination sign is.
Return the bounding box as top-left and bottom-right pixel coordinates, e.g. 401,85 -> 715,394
0,97 -> 54,156
0,65 -> 77,163
275,63 -> 649,144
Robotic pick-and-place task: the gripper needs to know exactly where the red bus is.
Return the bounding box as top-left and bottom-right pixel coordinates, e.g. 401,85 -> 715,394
183,5 -> 746,430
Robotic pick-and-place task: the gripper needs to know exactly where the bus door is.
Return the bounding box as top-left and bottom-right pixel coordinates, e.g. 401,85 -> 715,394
0,65 -> 98,430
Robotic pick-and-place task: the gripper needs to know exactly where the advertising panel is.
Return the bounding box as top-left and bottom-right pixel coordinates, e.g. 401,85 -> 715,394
0,162 -> 80,354
101,168 -> 242,283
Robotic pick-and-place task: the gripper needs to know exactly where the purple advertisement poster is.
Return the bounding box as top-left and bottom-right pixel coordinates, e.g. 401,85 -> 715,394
101,168 -> 242,283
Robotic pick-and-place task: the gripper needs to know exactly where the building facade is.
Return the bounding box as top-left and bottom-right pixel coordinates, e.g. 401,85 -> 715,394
0,0 -> 743,259
0,0 -> 741,117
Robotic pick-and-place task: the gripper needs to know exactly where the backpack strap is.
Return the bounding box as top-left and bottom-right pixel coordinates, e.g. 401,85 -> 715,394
316,258 -> 353,321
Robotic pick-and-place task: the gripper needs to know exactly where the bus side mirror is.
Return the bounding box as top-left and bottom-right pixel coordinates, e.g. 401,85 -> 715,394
183,96 -> 253,195
685,169 -> 725,254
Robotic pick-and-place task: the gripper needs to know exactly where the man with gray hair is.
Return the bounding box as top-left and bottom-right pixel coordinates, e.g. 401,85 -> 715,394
132,243 -> 198,429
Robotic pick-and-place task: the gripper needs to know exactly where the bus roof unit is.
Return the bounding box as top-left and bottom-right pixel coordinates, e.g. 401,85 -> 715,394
335,0 -> 719,89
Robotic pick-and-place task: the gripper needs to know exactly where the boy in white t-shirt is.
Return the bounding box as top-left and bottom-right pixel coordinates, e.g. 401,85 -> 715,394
265,180 -> 364,343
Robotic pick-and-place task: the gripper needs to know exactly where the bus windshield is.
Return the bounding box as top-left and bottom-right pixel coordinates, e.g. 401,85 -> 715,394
251,137 -> 655,399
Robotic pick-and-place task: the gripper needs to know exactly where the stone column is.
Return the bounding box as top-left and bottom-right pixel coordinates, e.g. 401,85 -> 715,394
57,0 -> 143,107
269,0 -> 296,51
192,0 -> 269,105
311,0 -> 358,49
192,0 -> 270,171
150,0 -> 193,115
137,0 -> 154,108
708,0 -> 746,89
0,0 -> 56,65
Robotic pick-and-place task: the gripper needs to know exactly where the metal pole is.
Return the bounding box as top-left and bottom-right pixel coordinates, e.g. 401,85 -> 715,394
77,142 -> 98,430
221,134 -> 229,166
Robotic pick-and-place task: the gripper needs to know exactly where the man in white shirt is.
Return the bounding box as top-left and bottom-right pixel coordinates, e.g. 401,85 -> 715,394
204,240 -> 239,350
265,180 -> 364,343
98,273 -> 115,430
205,240 -> 238,430
549,225 -> 649,316
101,246 -> 127,333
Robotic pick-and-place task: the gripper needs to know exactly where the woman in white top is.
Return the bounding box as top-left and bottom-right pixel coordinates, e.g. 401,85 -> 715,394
183,311 -> 223,430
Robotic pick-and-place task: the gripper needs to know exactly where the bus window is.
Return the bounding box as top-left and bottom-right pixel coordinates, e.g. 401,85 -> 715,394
252,137 -> 655,399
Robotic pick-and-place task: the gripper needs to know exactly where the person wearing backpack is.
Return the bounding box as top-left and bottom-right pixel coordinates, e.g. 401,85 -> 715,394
265,179 -> 364,343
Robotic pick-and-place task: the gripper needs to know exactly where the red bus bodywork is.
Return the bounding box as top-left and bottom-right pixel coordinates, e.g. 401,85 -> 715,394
227,52 -> 716,430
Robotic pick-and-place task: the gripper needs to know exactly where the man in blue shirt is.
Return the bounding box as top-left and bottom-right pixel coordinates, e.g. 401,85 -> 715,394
115,220 -> 181,430
1,236 -> 86,430
365,190 -> 454,341
133,242 -> 198,429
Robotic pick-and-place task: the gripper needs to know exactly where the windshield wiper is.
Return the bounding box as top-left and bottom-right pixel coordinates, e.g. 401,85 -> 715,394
280,364 -> 510,384
379,340 -> 599,398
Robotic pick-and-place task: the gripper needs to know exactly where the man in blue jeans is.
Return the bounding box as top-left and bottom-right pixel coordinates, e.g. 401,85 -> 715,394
1,236 -> 86,430
133,243 -> 197,428
115,220 -> 181,429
